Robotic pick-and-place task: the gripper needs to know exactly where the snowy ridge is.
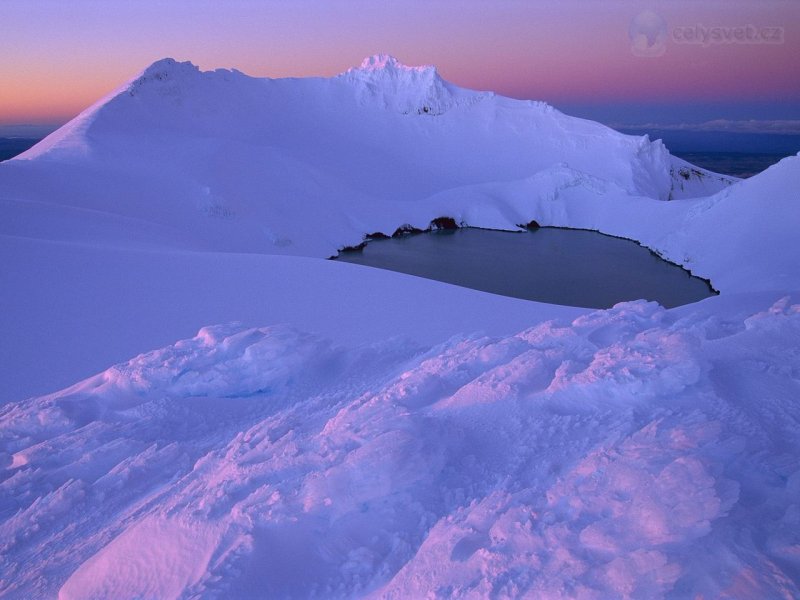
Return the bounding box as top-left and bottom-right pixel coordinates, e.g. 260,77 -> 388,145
5,56 -> 733,224
0,55 -> 742,273
2,299 -> 799,598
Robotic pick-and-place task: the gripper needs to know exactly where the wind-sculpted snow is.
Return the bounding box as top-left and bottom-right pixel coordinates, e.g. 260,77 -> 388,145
2,299 -> 799,598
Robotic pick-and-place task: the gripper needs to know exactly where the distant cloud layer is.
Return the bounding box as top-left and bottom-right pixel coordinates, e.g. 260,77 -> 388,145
616,119 -> 800,135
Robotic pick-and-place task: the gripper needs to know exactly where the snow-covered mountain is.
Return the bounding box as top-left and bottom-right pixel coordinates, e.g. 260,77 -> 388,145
1,56 -> 799,598
2,55 -> 733,258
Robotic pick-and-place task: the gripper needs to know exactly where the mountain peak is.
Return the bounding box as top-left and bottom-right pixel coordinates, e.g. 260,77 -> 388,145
342,55 -> 465,116
138,57 -> 200,81
353,54 -> 437,75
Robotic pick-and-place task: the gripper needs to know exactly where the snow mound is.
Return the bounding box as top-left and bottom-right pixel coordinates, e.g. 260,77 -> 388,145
78,324 -> 339,405
2,298 -> 800,598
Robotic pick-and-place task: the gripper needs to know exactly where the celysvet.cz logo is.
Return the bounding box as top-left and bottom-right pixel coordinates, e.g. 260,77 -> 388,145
629,11 -> 669,57
630,11 -> 785,57
673,24 -> 784,46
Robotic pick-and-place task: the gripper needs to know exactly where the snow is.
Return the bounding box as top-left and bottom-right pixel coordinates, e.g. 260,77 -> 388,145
343,53 -> 486,116
2,56 -> 736,258
3,300 -> 800,598
1,55 -> 799,597
0,235 -> 582,402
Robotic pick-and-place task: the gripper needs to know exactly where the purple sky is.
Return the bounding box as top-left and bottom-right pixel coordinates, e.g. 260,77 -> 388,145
1,0 -> 799,136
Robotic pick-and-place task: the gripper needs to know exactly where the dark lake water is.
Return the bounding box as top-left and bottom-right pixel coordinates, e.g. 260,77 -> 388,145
335,228 -> 716,308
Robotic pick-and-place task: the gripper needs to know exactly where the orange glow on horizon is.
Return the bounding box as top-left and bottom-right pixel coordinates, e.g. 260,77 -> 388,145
1,0 -> 798,127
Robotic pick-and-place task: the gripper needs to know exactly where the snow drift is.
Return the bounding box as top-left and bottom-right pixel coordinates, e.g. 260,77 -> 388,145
3,299 -> 800,598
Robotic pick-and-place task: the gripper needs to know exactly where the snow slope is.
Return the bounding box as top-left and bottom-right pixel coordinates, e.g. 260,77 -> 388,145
2,298 -> 799,598
1,56 -> 799,598
0,234 -> 583,402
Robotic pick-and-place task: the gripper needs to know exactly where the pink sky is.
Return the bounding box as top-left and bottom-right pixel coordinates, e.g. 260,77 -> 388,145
1,0 -> 798,129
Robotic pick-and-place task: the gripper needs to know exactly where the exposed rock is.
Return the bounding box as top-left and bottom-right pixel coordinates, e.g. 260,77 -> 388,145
392,224 -> 424,237
429,216 -> 459,230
